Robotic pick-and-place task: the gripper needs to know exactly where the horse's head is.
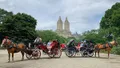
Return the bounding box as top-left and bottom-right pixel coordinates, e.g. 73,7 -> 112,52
110,40 -> 118,47
1,38 -> 12,48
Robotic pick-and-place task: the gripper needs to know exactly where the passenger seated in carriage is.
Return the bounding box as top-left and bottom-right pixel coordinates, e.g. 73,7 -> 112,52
89,40 -> 94,48
80,40 -> 94,48
80,40 -> 86,47
47,40 -> 52,46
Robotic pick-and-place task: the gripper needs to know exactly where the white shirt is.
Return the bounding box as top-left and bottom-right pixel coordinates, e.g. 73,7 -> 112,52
47,42 -> 52,46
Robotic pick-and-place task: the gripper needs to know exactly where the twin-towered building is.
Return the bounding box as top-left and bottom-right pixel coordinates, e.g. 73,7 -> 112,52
56,16 -> 72,38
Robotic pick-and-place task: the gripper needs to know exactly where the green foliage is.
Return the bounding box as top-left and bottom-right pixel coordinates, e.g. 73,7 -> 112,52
99,2 -> 120,55
111,37 -> 120,55
81,29 -> 106,44
0,9 -> 37,44
67,37 -> 80,43
111,45 -> 120,55
100,2 -> 120,37
0,8 -> 13,23
0,8 -> 13,44
36,30 -> 67,43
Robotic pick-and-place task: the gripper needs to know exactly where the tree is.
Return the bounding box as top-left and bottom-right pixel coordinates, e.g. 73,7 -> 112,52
81,29 -> 106,44
36,30 -> 67,43
0,12 -> 37,44
0,8 -> 13,43
100,2 -> 120,37
0,8 -> 13,24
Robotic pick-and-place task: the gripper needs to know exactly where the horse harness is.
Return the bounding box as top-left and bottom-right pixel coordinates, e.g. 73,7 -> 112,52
5,39 -> 19,50
103,42 -> 113,49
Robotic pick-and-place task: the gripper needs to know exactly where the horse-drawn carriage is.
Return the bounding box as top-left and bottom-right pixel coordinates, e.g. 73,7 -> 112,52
1,36 -> 62,62
25,40 -> 62,59
1,36 -> 117,62
65,40 -> 94,57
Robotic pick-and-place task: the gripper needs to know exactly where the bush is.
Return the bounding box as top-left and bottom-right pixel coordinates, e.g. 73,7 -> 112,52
111,45 -> 120,55
36,30 -> 67,43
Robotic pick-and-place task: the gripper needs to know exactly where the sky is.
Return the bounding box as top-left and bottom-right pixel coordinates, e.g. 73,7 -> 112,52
0,0 -> 120,34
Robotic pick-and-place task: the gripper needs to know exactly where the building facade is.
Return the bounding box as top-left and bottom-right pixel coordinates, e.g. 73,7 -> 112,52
56,16 -> 72,38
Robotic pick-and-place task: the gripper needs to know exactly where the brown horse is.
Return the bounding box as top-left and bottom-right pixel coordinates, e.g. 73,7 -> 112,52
1,38 -> 25,62
94,40 -> 118,58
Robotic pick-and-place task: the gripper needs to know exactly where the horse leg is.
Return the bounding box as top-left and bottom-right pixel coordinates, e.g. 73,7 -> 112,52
12,53 -> 14,62
8,52 -> 10,62
98,50 -> 100,57
21,51 -> 24,60
108,51 -> 110,59
95,50 -> 97,57
94,51 -> 96,57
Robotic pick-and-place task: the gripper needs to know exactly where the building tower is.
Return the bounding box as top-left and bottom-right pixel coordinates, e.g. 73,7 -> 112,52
56,16 -> 72,38
57,16 -> 63,31
64,17 -> 70,32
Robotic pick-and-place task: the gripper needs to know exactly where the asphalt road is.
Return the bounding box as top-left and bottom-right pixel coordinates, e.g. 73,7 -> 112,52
0,50 -> 120,68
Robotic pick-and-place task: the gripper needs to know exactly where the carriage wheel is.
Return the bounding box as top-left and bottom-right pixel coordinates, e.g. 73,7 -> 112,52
53,48 -> 62,58
37,49 -> 41,59
88,51 -> 94,57
65,48 -> 75,57
81,50 -> 88,57
80,51 -> 85,57
48,53 -> 54,58
26,53 -> 32,60
88,52 -> 94,57
65,50 -> 73,57
33,49 -> 41,59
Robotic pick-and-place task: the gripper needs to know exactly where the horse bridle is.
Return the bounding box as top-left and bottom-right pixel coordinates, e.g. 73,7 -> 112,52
2,39 -> 13,48
2,38 -> 8,46
114,38 -> 118,46
114,40 -> 118,46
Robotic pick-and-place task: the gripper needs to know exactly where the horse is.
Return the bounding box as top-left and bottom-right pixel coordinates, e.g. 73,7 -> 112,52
94,40 -> 118,58
1,38 -> 25,62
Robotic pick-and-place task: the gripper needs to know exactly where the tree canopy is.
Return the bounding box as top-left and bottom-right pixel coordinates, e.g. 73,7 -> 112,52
0,8 -> 37,44
100,2 -> 120,37
36,30 -> 67,44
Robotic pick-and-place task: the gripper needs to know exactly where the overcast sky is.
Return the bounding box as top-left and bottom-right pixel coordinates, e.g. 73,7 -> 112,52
0,0 -> 120,34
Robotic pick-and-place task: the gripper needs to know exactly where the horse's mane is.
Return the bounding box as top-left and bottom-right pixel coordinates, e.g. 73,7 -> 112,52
6,39 -> 26,46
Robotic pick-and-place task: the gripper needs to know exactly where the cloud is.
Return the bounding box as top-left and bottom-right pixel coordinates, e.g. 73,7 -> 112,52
0,0 -> 120,34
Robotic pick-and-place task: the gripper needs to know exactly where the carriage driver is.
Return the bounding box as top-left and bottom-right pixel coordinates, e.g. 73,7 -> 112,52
34,36 -> 42,47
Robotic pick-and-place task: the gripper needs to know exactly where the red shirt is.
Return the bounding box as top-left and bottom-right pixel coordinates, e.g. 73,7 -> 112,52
60,44 -> 66,49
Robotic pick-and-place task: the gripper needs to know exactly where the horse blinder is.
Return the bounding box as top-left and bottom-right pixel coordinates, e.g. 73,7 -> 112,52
2,39 -> 9,47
